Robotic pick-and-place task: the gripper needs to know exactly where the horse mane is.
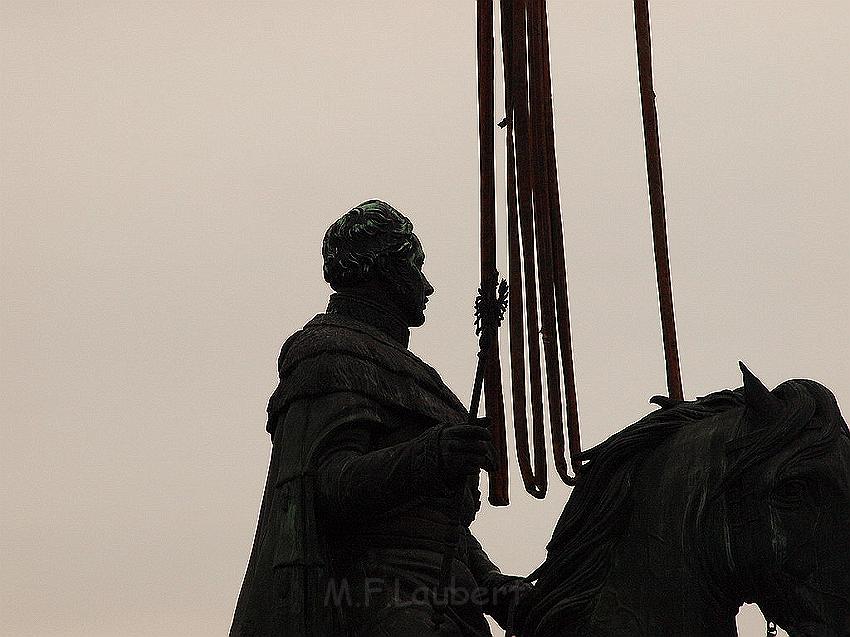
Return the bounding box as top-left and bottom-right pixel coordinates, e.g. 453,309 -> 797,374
515,389 -> 744,636
515,379 -> 847,637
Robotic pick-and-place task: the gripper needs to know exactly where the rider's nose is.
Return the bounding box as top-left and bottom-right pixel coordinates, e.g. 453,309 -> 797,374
423,274 -> 434,297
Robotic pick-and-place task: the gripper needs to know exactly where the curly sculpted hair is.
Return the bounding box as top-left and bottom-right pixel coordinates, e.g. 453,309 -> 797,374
322,199 -> 419,291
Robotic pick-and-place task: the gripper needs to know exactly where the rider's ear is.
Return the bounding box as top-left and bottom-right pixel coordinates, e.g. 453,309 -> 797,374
739,361 -> 782,427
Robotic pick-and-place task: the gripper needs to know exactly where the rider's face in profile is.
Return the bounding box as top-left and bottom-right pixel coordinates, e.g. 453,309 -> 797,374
384,234 -> 434,328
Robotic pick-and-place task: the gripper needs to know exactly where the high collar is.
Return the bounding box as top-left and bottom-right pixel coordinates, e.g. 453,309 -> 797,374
326,291 -> 411,348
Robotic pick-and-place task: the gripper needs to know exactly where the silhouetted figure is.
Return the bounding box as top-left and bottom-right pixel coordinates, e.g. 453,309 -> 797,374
231,200 -> 529,637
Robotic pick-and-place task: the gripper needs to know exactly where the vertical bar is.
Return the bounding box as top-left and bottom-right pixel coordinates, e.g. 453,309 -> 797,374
511,0 -> 549,498
534,0 -> 581,482
527,0 -> 572,485
634,0 -> 684,401
500,0 -> 536,495
477,0 -> 510,505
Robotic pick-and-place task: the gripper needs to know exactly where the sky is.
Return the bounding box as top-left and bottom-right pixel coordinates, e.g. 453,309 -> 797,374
1,1 -> 848,636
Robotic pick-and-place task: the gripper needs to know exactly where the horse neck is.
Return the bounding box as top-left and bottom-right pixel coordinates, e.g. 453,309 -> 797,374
584,423 -> 743,637
583,529 -> 740,637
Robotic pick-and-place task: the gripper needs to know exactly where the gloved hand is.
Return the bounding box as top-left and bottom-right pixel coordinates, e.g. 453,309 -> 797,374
436,418 -> 496,485
408,418 -> 495,496
480,573 -> 535,631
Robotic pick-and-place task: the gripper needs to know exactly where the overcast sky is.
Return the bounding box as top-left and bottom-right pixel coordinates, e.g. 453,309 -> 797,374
2,2 -> 848,636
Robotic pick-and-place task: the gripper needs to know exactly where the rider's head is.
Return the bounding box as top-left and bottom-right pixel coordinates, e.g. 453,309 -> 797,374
322,199 -> 434,327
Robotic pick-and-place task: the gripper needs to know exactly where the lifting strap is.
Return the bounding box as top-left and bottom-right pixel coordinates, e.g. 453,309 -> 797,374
476,0 -> 682,502
476,0 -> 510,506
486,0 -> 581,500
633,0 -> 684,401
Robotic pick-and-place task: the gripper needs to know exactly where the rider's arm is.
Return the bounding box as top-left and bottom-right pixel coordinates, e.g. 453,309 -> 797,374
308,392 -> 448,519
465,527 -> 532,629
465,527 -> 505,585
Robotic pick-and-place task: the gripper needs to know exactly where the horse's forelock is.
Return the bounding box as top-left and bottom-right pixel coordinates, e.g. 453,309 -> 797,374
714,380 -> 820,497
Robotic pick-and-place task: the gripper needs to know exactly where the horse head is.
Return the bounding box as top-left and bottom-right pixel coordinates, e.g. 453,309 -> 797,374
515,365 -> 850,637
723,365 -> 850,636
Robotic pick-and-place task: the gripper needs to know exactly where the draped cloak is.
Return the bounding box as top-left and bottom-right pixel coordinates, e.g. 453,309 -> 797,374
229,311 -> 485,637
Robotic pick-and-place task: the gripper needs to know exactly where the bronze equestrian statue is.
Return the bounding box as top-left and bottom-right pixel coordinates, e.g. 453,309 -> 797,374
231,200 -> 850,636
230,200 -> 529,637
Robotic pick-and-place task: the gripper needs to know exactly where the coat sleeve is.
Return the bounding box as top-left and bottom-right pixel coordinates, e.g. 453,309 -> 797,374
465,527 -> 503,585
306,392 -> 448,520
465,527 -> 531,629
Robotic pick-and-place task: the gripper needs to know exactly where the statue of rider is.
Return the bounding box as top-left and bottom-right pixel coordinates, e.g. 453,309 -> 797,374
230,199 -> 530,636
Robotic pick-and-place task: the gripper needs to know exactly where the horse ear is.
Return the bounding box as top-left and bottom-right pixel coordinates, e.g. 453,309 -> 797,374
739,361 -> 781,426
